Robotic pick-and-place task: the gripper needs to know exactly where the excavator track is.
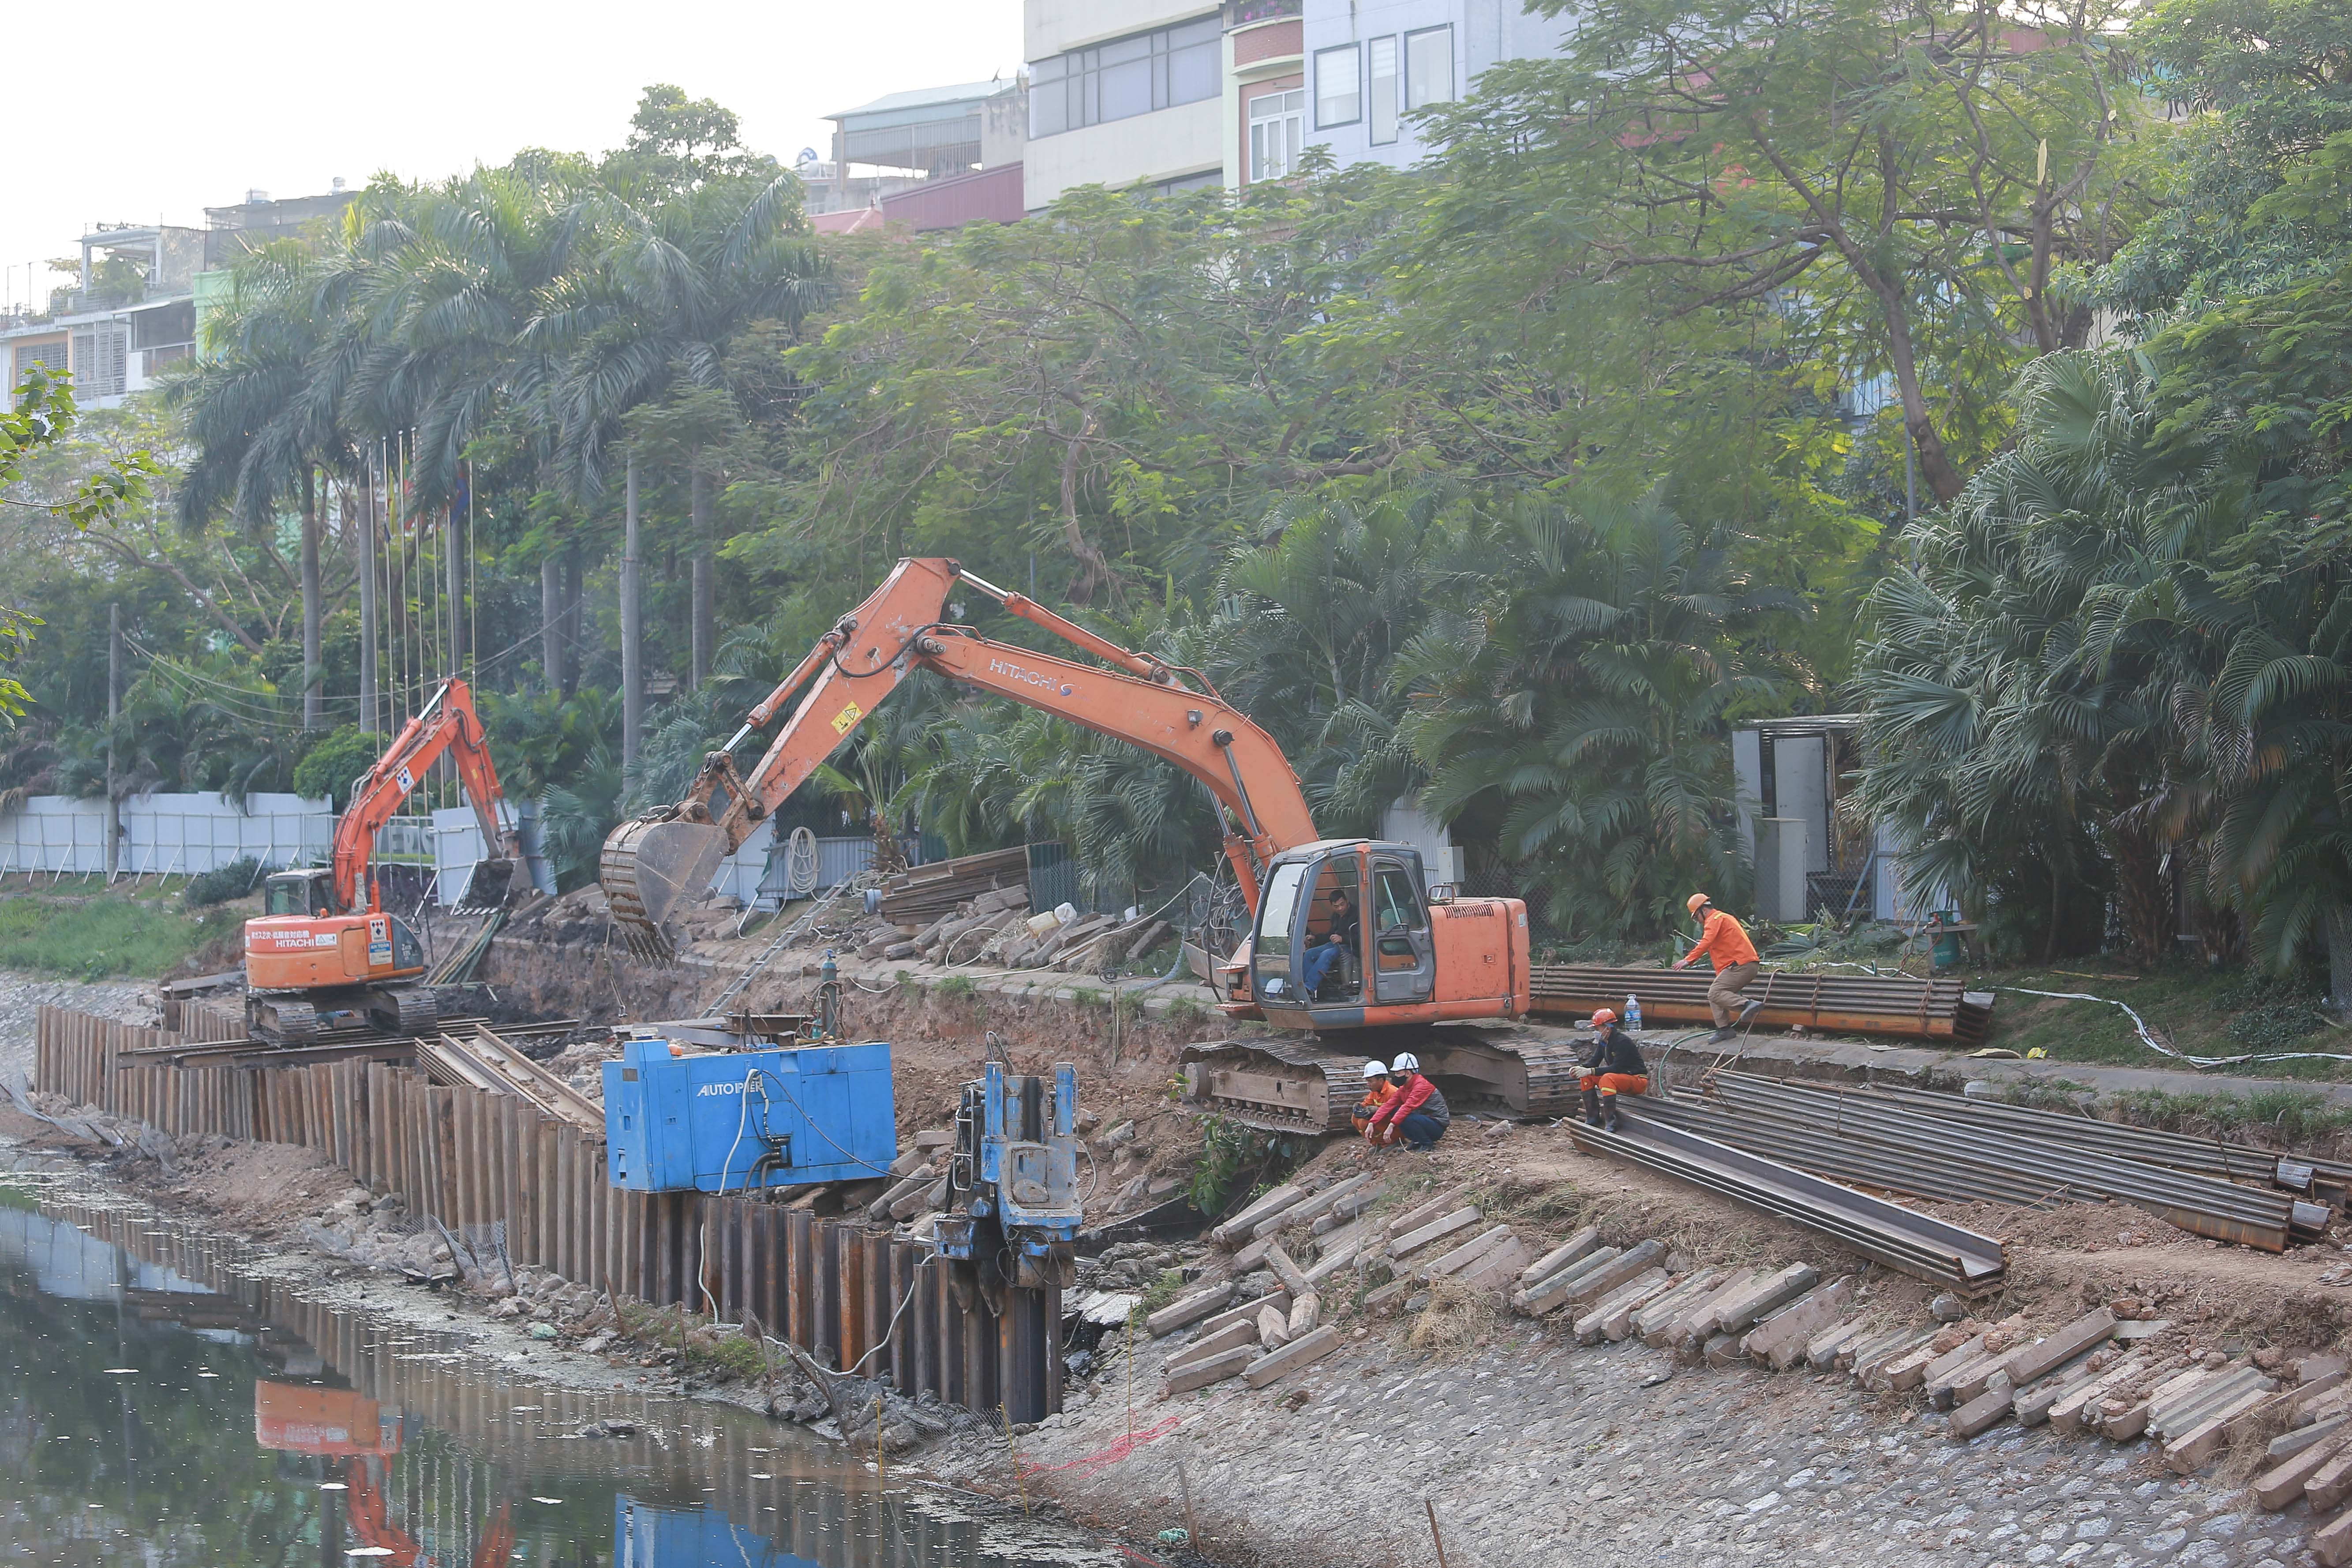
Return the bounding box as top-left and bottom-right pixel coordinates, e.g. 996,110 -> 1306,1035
1179,1037 -> 1363,1135
370,986 -> 440,1038
1180,1023 -> 1589,1132
248,997 -> 322,1045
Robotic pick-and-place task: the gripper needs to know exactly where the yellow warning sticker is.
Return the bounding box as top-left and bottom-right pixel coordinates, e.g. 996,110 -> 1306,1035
830,702 -> 864,735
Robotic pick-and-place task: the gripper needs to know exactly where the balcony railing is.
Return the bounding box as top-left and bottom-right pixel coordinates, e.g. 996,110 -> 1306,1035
1225,0 -> 1300,28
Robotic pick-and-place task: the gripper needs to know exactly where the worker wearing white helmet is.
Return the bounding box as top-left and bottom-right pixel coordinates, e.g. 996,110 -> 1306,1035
1363,1050 -> 1450,1150
1351,1059 -> 1396,1138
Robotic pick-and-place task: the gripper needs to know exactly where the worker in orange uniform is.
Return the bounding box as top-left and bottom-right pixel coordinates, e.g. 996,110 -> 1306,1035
1577,1007 -> 1648,1131
1674,892 -> 1762,1043
1352,1059 -> 1397,1138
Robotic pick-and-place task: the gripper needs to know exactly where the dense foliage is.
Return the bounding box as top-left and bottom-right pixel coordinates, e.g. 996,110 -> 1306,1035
4,3 -> 2350,970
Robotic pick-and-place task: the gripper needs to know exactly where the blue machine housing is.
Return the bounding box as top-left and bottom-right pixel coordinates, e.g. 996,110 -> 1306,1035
601,1037 -> 897,1193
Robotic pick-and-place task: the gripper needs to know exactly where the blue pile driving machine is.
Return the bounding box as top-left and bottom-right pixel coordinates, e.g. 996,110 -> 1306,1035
600,1036 -> 897,1193
935,1060 -> 1083,1302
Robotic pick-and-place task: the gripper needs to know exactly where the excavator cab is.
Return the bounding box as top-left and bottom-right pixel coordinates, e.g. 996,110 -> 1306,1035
1249,842 -> 1438,1023
264,868 -> 336,917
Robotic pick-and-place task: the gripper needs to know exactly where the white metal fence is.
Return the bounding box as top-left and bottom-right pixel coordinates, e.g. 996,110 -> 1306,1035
427,803 -> 558,906
0,792 -> 334,881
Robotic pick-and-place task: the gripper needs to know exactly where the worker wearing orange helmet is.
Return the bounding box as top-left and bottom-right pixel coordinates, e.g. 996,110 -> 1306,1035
1674,892 -> 1761,1044
1577,1008 -> 1648,1131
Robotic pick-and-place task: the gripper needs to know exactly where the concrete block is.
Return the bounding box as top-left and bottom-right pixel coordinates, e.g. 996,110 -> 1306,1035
1363,1279 -> 1411,1314
2258,1429 -> 2352,1511
1163,1345 -> 1256,1396
1167,1319 -> 1262,1372
1392,1207 -> 1481,1260
2316,1504 -> 2352,1568
1715,1265 -> 1819,1338
1804,1317 -> 1869,1372
2009,1351 -> 2101,1426
2004,1308 -> 2117,1386
1255,1304 -> 1291,1350
1383,1180 -> 1480,1240
1519,1227 -> 1603,1291
2048,1355 -> 2154,1436
2105,1366 -> 2213,1442
1665,1269 -> 1768,1348
1574,1269 -> 1669,1343
1519,1246 -> 1623,1315
1213,1183 -> 1305,1247
2306,1353 -> 2351,1385
1254,1173 -> 1378,1239
1421,1224 -> 1515,1283
1870,1334 -> 1969,1393
1746,1279 -> 1853,1372
1456,1237 -> 1534,1292
1949,1384 -> 2015,1440
2270,1415 -> 2347,1463
2167,1382 -> 2288,1474
1146,1281 -> 1236,1338
1243,1325 -> 1342,1388
2307,1443 -> 2352,1514
1196,1290 -> 1288,1339
1263,1242 -> 1313,1297
1232,1236 -> 1273,1275
1287,1291 -> 1321,1338
1628,1268 -> 1726,1341
1703,1331 -> 1748,1368
1928,1351 -> 2007,1411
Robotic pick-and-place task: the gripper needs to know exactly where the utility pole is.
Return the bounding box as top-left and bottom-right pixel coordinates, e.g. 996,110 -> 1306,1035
358,468 -> 378,734
622,453 -> 642,770
105,603 -> 121,880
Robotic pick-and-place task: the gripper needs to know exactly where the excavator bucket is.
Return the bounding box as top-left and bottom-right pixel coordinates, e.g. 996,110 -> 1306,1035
600,813 -> 726,960
456,856 -> 519,911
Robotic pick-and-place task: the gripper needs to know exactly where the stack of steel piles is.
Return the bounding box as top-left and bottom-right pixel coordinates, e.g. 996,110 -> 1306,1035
1863,1085 -> 2352,1198
1527,964 -> 1994,1043
1566,1112 -> 2007,1293
1659,1073 -> 2326,1252
874,846 -> 1029,924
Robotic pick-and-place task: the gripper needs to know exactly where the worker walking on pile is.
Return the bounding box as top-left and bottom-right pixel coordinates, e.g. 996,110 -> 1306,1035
1577,1007 -> 1648,1132
1364,1052 -> 1449,1151
1674,892 -> 1762,1044
1352,1059 -> 1396,1138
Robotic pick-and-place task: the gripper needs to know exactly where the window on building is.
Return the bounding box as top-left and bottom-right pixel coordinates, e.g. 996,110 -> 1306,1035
13,340 -> 67,381
1405,25 -> 1454,111
70,326 -> 127,400
1315,44 -> 1360,127
1249,88 -> 1306,183
1030,15 -> 1222,138
1368,35 -> 1401,144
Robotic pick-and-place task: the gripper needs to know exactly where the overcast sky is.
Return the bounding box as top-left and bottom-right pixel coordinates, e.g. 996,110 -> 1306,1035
3,0 -> 1024,314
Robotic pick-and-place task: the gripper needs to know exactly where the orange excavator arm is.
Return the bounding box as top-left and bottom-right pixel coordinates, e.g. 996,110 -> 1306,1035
600,557 -> 1318,947
330,678 -> 522,914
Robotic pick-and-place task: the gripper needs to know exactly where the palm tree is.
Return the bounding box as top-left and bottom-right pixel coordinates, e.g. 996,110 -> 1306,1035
1400,489 -> 1796,941
534,170 -> 828,689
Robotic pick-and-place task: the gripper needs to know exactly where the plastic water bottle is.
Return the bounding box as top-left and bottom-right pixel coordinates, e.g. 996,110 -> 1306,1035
1626,993 -> 1642,1033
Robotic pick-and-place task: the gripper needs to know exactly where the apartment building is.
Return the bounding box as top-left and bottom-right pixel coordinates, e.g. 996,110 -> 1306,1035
1023,0 -> 1229,210
1298,0 -> 1571,172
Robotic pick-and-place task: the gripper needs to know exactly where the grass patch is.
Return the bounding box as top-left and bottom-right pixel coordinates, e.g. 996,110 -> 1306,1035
1138,1269 -> 1186,1317
0,891 -> 234,979
1971,960 -> 2352,1080
1407,1277 -> 1506,1356
2105,1086 -> 2352,1155
936,974 -> 977,1003
1991,1077 -> 2097,1113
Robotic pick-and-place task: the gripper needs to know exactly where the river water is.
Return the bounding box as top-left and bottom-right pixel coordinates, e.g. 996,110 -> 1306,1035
0,1164 -> 1121,1568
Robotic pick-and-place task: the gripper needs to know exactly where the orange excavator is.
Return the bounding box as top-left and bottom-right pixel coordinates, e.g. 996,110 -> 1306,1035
599,557 -> 1577,1127
243,678 -> 522,1042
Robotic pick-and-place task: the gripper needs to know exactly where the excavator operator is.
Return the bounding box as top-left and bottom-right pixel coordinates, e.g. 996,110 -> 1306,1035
1299,884 -> 1360,999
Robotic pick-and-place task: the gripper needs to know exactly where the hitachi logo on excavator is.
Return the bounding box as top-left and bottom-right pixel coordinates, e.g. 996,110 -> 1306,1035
986,658 -> 1073,695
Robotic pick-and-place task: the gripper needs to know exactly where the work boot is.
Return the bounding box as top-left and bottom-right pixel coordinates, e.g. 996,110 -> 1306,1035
1580,1087 -> 1603,1127
1738,998 -> 1766,1027
1603,1094 -> 1624,1134
1709,1027 -> 1738,1044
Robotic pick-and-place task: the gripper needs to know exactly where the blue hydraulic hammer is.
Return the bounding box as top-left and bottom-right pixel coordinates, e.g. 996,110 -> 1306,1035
932,1060 -> 1082,1301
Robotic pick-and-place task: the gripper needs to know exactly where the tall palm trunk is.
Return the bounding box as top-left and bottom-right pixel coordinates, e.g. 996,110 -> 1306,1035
541,554 -> 565,693
300,464 -> 322,729
690,461 -> 713,689
2329,905 -> 2352,1011
562,543 -> 583,699
621,455 -> 642,768
355,471 -> 378,734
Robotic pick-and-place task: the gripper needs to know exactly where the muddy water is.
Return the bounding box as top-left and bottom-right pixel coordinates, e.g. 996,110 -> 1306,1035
0,1167 -> 1116,1567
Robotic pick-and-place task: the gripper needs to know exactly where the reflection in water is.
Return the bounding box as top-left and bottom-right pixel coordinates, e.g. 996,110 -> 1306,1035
0,1173 -> 1113,1567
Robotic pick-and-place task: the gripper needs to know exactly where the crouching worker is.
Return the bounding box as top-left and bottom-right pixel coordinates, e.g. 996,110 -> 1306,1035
1578,1007 -> 1649,1133
1352,1059 -> 1396,1138
1365,1052 -> 1449,1151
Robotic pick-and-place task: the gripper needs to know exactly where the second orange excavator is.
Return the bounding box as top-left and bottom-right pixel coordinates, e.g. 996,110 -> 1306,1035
599,558 -> 1580,1125
242,679 -> 522,1042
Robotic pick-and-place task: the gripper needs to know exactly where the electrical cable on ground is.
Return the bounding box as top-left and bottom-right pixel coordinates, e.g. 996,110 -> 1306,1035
1996,984 -> 2352,1071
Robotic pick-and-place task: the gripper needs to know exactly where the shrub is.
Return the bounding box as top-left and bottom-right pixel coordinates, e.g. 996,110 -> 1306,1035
184,856 -> 266,907
291,727 -> 383,808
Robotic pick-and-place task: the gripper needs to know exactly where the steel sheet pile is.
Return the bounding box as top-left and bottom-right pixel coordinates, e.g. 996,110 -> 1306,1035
1527,964 -> 1994,1043
1642,1073 -> 2329,1252
1566,1111 -> 2008,1294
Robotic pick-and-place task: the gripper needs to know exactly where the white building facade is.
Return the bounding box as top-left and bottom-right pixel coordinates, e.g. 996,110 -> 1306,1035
1299,0 -> 1572,171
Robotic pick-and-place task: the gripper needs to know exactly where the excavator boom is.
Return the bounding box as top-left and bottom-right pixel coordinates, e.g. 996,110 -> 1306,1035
329,679 -> 523,914
601,558 -> 1316,952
